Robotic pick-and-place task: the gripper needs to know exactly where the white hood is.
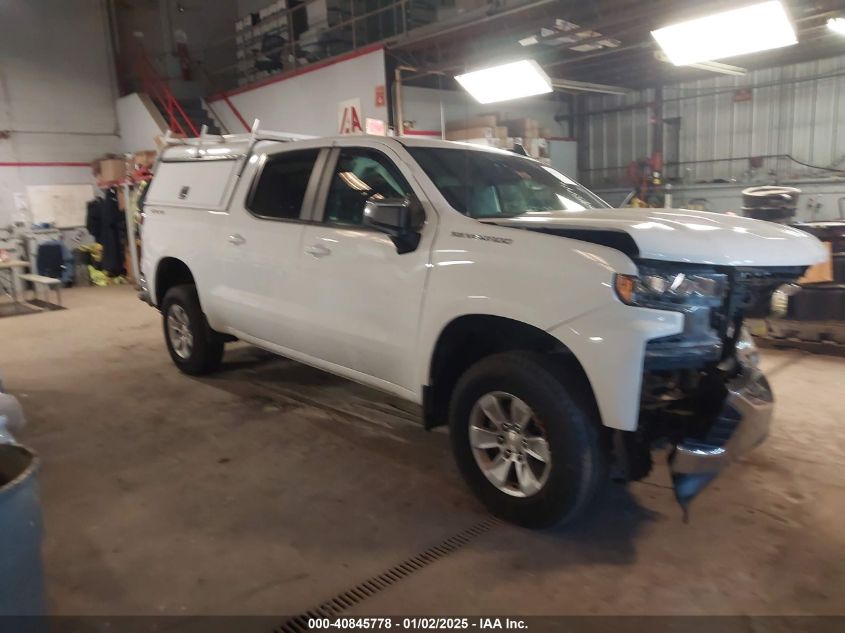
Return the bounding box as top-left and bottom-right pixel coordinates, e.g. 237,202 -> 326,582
485,208 -> 828,267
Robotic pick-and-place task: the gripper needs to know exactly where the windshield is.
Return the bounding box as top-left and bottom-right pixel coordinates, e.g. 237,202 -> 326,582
407,147 -> 611,219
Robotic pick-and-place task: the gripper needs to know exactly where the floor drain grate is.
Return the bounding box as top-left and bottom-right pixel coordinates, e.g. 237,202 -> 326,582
275,518 -> 501,633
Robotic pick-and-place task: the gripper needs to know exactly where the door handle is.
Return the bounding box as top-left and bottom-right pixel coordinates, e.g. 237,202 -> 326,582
228,234 -> 246,246
305,243 -> 332,258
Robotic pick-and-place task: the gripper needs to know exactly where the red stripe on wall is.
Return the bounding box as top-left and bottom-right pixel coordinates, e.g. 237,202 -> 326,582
0,162 -> 90,168
209,43 -> 386,102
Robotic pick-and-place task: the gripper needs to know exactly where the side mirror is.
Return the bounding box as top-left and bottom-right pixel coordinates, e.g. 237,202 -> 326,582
363,197 -> 425,253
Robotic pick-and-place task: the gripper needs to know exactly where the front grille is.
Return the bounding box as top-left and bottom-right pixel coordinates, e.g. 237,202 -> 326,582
718,266 -> 806,341
732,267 -> 806,306
645,266 -> 805,369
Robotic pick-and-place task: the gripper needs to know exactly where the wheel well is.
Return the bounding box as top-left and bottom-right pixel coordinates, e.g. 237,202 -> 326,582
155,258 -> 195,309
423,315 -> 597,429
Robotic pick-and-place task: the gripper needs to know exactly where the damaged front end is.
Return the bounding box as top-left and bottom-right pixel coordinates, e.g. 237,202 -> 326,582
614,263 -> 803,516
668,366 -> 773,510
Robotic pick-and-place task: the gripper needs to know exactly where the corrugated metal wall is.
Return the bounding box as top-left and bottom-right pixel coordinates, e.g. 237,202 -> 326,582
579,54 -> 845,189
581,89 -> 655,188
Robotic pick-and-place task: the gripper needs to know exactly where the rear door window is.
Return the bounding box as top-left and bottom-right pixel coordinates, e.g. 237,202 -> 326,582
248,149 -> 321,220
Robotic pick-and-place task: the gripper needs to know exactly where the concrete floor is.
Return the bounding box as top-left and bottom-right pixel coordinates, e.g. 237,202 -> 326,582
1,285 -> 843,616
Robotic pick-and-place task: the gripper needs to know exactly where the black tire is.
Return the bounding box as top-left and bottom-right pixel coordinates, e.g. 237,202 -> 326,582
449,352 -> 605,528
161,284 -> 225,375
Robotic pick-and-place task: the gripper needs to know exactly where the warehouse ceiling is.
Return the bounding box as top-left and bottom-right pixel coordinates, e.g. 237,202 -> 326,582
391,0 -> 845,91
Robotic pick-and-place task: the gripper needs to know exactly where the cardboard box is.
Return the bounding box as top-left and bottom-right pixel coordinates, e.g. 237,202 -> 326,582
503,118 -> 539,138
799,242 -> 833,283
445,126 -> 495,141
446,115 -> 498,131
97,158 -> 126,182
522,138 -> 541,158
538,137 -> 549,157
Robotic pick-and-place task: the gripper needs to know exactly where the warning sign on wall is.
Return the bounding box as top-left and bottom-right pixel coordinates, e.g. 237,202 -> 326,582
375,85 -> 386,107
365,118 -> 386,136
338,98 -> 364,135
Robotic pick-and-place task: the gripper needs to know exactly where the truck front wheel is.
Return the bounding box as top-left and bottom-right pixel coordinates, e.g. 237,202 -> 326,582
162,284 -> 224,375
449,352 -> 605,528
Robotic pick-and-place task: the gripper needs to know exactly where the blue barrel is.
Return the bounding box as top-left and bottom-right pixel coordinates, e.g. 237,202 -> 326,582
0,444 -> 46,616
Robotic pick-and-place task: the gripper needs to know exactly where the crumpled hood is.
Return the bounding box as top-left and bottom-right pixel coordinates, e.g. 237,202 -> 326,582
482,208 -> 828,267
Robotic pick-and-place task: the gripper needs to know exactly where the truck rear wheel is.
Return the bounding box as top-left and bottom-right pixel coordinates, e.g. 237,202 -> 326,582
449,352 -> 605,528
162,284 -> 224,375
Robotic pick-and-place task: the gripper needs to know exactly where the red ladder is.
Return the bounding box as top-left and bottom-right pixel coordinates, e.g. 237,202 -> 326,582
132,42 -> 200,137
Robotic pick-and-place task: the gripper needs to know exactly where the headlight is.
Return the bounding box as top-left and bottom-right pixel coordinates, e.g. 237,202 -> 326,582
614,267 -> 727,308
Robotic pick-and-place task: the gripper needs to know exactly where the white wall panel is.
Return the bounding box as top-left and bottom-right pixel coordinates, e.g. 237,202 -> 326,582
582,90 -> 652,187
115,94 -> 166,153
400,86 -> 568,135
580,54 -> 845,190
0,0 -> 120,226
595,179 -> 845,222
210,48 -> 389,137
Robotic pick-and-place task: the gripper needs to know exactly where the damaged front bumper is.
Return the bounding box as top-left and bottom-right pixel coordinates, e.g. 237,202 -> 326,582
668,366 -> 773,510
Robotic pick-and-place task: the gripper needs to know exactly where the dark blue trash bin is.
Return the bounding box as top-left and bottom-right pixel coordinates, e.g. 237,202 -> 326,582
0,443 -> 46,616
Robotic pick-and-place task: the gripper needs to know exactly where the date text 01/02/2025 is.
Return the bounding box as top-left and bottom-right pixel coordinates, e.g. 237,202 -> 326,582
307,617 -> 528,630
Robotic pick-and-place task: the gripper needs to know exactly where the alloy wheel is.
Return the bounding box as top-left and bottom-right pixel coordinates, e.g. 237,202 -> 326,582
167,304 -> 194,360
468,391 -> 551,498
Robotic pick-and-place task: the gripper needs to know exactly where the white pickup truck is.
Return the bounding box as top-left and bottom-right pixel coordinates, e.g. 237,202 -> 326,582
139,131 -> 825,527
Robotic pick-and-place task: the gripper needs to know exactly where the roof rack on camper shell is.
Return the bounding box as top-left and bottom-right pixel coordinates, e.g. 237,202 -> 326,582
158,119 -> 316,163
160,119 -> 314,146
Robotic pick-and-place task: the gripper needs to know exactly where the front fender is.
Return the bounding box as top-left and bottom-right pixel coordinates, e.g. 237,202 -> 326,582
415,221 -> 642,400
548,302 -> 683,430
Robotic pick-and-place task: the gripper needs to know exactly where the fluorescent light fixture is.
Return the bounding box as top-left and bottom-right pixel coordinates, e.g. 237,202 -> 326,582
651,1 -> 797,66
550,78 -> 630,95
455,60 -> 552,104
693,61 -> 748,76
654,51 -> 747,76
829,17 -> 845,36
